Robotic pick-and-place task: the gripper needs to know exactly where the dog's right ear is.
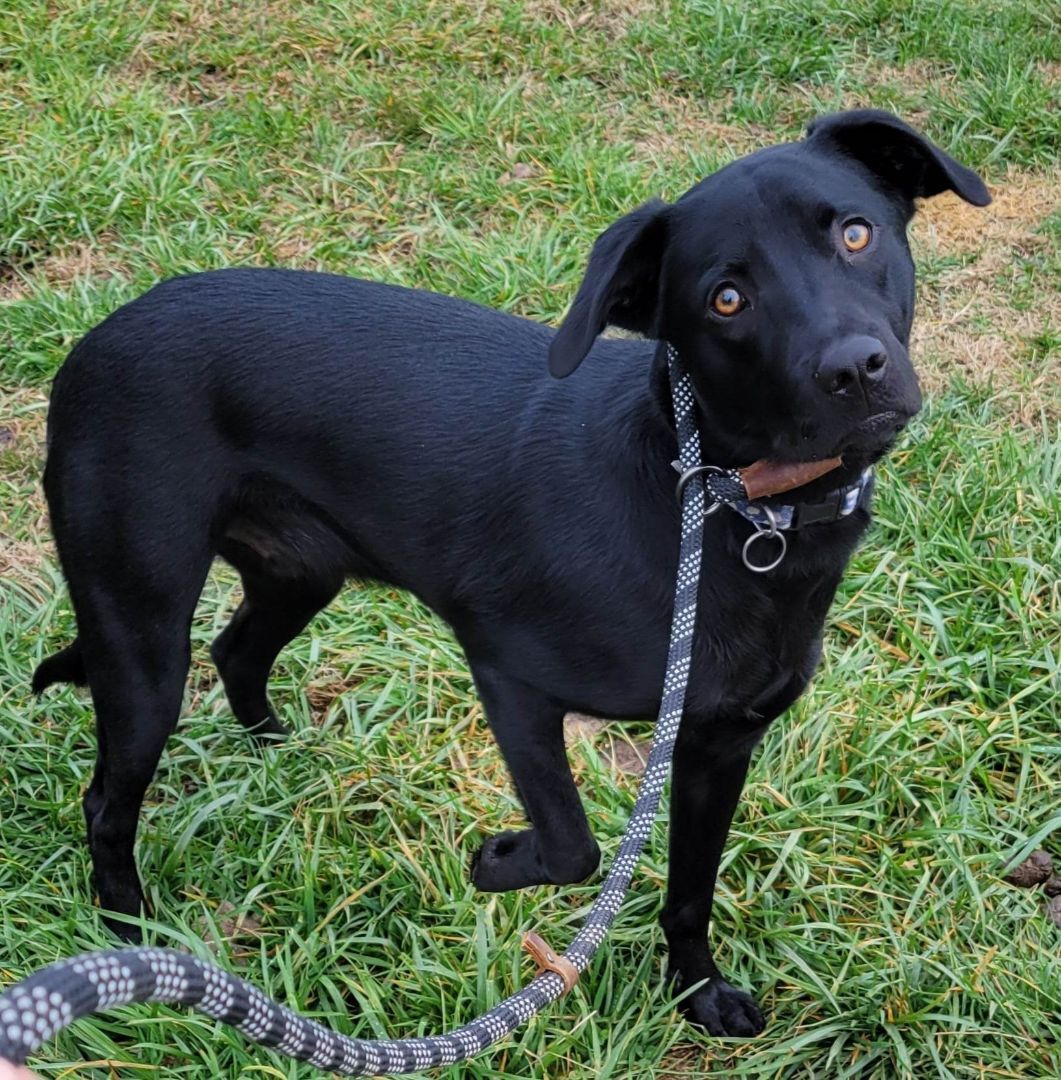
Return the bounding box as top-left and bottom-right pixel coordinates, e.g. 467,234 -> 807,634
549,199 -> 669,378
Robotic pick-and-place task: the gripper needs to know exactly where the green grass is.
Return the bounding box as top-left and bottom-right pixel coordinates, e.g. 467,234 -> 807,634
1,1 -> 1059,1077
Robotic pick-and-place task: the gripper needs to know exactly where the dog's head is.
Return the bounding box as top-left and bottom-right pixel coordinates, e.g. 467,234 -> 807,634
549,110 -> 990,469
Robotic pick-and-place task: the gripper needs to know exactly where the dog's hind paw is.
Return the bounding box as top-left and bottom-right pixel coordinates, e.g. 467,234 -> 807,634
246,713 -> 289,745
677,976 -> 765,1037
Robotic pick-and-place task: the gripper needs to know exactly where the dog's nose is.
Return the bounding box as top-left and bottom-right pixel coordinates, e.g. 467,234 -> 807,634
815,336 -> 889,395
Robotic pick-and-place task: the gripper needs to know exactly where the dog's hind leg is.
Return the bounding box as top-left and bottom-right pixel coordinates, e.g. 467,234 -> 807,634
59,513 -> 213,939
468,662 -> 601,891
210,562 -> 341,742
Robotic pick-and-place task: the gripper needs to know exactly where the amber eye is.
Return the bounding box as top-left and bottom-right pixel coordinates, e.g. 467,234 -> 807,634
842,220 -> 872,252
711,284 -> 746,317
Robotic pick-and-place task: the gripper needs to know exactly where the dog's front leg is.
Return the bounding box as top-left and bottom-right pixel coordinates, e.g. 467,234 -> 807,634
660,717 -> 768,1037
468,662 -> 600,892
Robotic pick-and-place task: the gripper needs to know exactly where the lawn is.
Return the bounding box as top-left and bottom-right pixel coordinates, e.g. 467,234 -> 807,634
1,1 -> 1059,1077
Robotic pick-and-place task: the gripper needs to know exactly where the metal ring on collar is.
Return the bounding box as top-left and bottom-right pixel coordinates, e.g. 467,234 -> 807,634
674,464 -> 724,517
742,506 -> 787,573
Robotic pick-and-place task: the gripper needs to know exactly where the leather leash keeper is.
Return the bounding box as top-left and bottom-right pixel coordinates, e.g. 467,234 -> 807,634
522,932 -> 580,995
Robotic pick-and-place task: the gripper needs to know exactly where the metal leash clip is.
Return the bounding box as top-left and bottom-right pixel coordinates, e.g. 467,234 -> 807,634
742,505 -> 787,573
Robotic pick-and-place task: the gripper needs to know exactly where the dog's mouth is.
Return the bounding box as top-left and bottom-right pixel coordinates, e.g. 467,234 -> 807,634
741,411 -> 908,498
791,410 -> 910,463
833,410 -> 907,458
723,411 -> 911,500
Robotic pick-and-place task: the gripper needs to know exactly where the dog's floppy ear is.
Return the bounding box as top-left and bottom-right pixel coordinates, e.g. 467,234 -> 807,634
549,198 -> 669,378
806,109 -> 991,208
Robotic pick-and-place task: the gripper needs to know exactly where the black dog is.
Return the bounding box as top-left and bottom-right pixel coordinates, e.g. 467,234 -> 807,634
33,110 -> 988,1035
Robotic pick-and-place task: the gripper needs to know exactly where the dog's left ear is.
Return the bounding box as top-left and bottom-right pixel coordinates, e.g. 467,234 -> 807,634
806,109 -> 991,208
549,199 -> 669,378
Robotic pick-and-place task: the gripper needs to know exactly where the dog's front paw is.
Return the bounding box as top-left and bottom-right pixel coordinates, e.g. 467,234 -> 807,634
471,830 -> 546,891
676,975 -> 764,1037
471,830 -> 600,892
98,893 -> 149,944
103,915 -> 146,944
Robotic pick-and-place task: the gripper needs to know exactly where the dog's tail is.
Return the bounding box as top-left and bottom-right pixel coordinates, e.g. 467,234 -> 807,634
32,639 -> 87,693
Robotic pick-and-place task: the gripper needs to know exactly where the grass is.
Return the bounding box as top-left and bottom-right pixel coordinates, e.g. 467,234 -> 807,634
1,1 -> 1058,1077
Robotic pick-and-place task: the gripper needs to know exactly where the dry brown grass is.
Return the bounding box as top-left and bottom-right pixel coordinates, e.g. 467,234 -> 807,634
0,386 -> 51,578
113,1 -> 314,107
844,59 -> 961,127
910,168 -> 1059,421
523,0 -> 658,38
611,87 -> 765,168
0,235 -> 127,302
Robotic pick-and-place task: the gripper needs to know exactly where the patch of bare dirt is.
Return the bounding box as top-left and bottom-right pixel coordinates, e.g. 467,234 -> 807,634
910,168 -> 1059,421
565,711 -> 649,776
305,667 -> 363,720
1001,850 -> 1061,928
196,899 -> 265,959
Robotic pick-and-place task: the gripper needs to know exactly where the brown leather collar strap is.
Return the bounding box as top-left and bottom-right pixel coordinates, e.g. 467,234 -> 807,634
738,455 -> 843,500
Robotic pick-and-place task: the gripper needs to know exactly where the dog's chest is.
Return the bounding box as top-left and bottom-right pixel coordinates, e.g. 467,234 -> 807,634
681,573 -> 834,719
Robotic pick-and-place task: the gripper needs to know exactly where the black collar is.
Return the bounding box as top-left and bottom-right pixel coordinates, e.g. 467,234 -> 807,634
726,467 -> 875,532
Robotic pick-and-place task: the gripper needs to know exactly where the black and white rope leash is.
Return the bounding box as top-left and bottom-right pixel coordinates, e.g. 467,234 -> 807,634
1,347 -> 720,1075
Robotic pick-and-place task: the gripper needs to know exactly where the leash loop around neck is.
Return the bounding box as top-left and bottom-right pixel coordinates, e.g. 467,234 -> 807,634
674,463 -> 724,516
0,349 -> 711,1075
